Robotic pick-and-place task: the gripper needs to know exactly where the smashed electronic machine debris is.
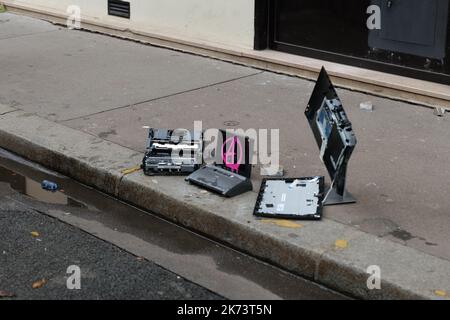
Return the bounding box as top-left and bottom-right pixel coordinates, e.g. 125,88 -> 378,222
185,130 -> 253,197
141,67 -> 357,219
305,67 -> 357,205
254,67 -> 357,220
142,128 -> 253,197
142,128 -> 203,176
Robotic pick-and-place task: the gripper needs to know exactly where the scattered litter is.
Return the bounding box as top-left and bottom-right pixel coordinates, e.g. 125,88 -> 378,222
151,179 -> 158,184
433,107 -> 446,117
32,279 -> 47,289
121,166 -> 141,175
0,290 -> 15,298
200,190 -> 209,194
41,180 -> 58,192
31,231 -> 40,237
260,166 -> 284,177
360,101 -> 374,112
335,239 -> 349,249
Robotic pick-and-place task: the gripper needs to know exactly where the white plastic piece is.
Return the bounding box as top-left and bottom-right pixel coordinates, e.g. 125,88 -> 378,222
434,107 -> 446,117
360,101 -> 374,112
260,166 -> 284,177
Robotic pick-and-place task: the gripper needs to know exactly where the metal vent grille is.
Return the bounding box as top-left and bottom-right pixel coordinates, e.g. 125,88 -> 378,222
108,0 -> 130,19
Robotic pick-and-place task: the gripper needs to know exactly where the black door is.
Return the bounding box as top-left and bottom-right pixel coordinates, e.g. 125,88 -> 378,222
256,0 -> 450,84
369,0 -> 448,59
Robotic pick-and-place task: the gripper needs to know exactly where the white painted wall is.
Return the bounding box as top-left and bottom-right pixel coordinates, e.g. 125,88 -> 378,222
4,0 -> 255,49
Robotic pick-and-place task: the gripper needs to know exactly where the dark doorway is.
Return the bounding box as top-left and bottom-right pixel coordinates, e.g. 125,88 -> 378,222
255,0 -> 450,84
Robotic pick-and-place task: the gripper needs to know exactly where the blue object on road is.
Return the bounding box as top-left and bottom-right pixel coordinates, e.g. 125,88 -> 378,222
41,180 -> 58,192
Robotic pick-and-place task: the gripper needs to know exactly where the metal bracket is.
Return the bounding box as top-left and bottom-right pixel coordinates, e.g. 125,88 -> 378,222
323,186 -> 356,206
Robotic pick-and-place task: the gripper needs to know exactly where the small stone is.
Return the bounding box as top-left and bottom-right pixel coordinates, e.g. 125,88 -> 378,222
260,166 -> 284,177
433,107 -> 446,117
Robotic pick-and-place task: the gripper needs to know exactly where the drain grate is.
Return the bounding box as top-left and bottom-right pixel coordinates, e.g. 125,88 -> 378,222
108,0 -> 130,19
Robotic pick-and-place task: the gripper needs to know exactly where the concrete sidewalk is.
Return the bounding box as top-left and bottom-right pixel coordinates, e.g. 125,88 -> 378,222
1,12 -> 450,299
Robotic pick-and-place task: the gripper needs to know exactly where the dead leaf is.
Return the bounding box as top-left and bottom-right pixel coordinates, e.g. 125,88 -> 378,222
121,166 -> 141,175
0,290 -> 16,298
335,239 -> 349,249
31,231 -> 40,237
435,290 -> 447,297
261,219 -> 303,229
32,279 -> 47,289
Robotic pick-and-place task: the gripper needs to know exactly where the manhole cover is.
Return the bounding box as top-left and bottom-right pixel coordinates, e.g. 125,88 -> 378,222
223,120 -> 240,127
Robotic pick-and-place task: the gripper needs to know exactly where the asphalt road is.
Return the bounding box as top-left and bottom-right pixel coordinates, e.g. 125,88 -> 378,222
0,184 -> 222,300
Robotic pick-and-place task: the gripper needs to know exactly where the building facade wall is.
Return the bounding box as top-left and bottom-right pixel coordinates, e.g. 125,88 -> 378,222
5,0 -> 255,49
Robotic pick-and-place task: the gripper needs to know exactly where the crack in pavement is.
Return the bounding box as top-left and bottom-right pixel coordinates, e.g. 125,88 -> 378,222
58,71 -> 265,123
0,29 -> 60,41
0,109 -> 20,116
